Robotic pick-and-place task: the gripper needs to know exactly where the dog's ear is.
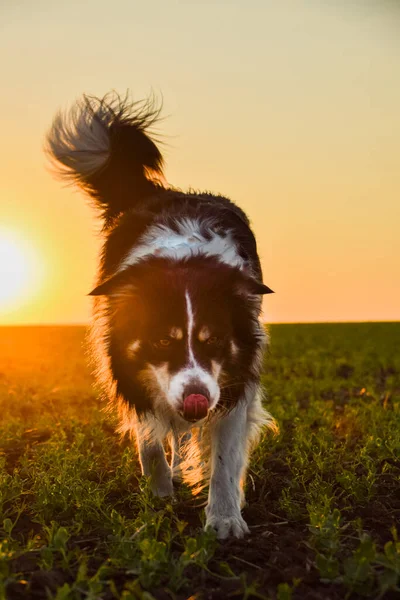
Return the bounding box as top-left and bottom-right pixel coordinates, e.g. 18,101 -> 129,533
235,273 -> 274,296
88,270 -> 135,296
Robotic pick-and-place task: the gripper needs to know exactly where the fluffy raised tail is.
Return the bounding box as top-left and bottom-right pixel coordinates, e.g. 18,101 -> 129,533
45,92 -> 165,227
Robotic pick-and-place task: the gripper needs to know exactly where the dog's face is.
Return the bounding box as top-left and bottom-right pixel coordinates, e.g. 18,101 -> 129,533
91,257 -> 271,420
134,289 -> 230,420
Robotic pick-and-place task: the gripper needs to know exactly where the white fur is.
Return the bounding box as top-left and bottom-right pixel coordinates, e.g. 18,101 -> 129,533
46,98 -> 111,179
118,218 -> 246,271
185,290 -> 196,364
48,91 -> 276,539
129,290 -> 275,537
132,382 -> 276,538
169,365 -> 220,411
205,401 -> 250,538
147,361 -> 219,413
205,383 -> 276,539
146,291 -> 221,413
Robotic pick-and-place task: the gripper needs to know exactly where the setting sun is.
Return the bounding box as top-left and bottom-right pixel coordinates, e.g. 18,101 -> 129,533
0,230 -> 41,313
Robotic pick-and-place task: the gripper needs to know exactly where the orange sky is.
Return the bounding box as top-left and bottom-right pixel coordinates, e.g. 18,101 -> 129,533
1,0 -> 399,324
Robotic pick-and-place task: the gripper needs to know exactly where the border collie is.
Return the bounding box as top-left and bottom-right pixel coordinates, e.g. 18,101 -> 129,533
46,92 -> 276,539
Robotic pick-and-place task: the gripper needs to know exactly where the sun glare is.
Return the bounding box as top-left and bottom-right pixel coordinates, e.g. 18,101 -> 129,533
0,230 -> 41,313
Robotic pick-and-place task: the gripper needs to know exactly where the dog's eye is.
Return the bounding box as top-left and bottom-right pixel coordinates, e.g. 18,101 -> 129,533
155,339 -> 171,348
206,336 -> 219,345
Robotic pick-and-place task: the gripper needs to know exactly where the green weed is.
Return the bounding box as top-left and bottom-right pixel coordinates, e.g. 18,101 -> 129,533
0,323 -> 399,599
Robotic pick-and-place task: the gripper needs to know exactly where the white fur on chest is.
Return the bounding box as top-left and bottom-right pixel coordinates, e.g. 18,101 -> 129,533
118,218 -> 245,271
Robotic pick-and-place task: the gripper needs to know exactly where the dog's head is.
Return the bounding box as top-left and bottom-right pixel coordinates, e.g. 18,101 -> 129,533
91,257 -> 272,421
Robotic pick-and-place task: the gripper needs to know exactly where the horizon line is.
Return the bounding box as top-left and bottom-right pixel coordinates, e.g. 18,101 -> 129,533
0,320 -> 399,327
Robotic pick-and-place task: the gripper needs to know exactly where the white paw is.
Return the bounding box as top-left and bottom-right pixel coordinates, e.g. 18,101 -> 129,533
205,511 -> 250,539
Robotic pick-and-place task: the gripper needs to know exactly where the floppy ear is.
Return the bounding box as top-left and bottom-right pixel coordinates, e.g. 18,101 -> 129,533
88,270 -> 134,296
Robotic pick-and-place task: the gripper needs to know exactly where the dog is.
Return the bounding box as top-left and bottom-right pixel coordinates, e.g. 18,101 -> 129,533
46,92 -> 276,539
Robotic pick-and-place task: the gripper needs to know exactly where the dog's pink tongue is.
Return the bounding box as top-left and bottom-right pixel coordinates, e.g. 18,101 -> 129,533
183,394 -> 209,421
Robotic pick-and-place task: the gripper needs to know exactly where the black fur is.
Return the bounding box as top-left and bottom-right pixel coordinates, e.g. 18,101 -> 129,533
46,92 -> 164,228
90,256 -> 269,413
46,92 -> 273,418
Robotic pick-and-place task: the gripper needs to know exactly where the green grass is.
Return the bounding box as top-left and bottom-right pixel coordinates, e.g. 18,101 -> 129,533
0,323 -> 399,599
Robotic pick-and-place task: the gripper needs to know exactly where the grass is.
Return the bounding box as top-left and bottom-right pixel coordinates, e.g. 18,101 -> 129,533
0,323 -> 399,599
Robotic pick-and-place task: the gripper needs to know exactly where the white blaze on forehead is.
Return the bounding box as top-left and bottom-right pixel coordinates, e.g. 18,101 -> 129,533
117,217 -> 246,272
141,288 -> 222,415
185,290 -> 196,365
156,289 -> 221,412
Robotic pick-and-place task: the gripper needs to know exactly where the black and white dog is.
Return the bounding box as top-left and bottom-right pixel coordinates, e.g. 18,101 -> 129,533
46,93 -> 276,539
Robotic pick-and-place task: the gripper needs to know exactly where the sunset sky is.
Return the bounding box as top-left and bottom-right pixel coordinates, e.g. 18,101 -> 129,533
1,0 -> 399,324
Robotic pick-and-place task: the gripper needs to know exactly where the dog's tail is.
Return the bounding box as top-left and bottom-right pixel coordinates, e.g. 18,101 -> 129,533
45,91 -> 165,227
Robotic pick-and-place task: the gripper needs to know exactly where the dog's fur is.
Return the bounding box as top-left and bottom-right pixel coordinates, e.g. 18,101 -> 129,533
46,92 -> 276,538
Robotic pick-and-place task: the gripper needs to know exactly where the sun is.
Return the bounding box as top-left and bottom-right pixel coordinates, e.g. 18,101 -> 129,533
0,230 -> 40,311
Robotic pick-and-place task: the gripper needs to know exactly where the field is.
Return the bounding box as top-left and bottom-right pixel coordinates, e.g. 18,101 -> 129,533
0,323 -> 399,600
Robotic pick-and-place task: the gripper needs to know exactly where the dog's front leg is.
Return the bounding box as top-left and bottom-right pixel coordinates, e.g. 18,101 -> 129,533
135,416 -> 173,498
205,403 -> 250,539
171,430 -> 191,482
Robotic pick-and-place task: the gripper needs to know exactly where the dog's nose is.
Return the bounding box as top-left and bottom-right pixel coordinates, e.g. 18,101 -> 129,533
183,394 -> 209,421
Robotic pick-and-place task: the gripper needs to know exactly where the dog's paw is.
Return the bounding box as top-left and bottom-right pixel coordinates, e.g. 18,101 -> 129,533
205,511 -> 250,540
150,476 -> 174,498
